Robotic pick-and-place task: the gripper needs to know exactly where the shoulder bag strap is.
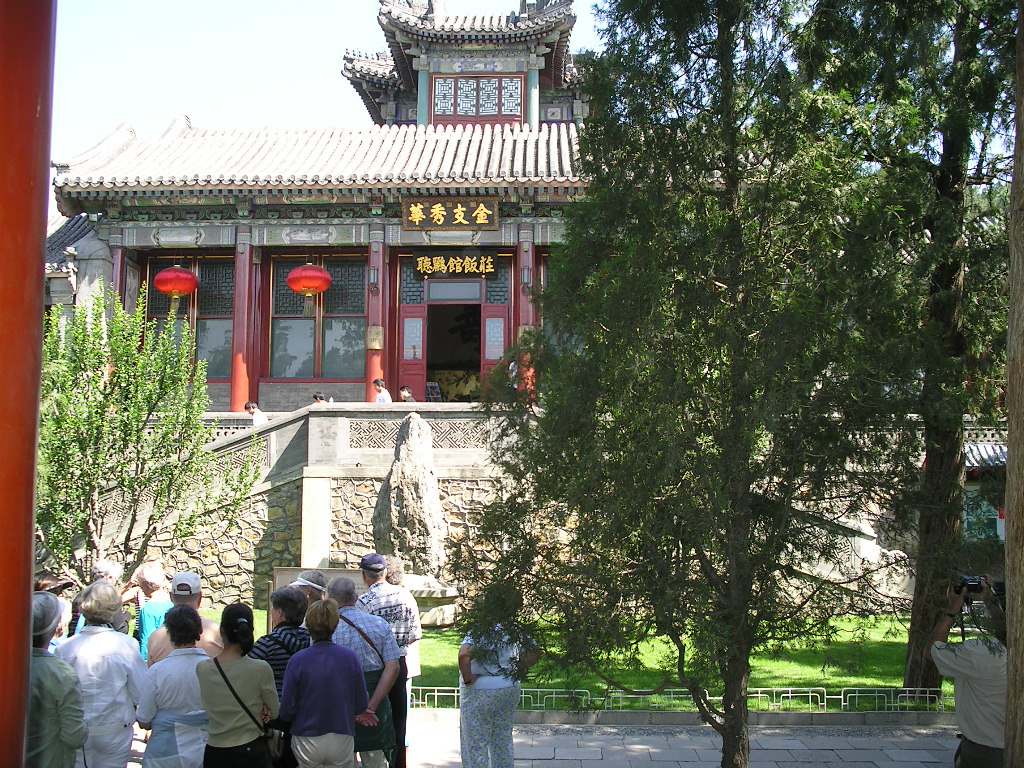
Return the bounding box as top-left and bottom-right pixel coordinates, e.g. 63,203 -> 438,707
263,633 -> 300,657
338,613 -> 385,666
214,658 -> 265,733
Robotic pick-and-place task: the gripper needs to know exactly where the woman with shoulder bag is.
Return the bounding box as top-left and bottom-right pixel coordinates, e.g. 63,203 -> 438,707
248,586 -> 311,768
278,599 -> 369,768
196,603 -> 279,768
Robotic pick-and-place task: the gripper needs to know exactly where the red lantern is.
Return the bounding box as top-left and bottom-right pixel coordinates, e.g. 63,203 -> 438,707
286,263 -> 331,317
153,265 -> 199,317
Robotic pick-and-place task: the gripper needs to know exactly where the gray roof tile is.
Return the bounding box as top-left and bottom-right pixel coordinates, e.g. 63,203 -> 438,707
45,213 -> 89,273
54,120 -> 581,201
380,0 -> 574,36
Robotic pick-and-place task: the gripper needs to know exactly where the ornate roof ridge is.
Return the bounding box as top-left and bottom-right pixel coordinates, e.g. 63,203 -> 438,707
379,0 -> 574,36
45,213 -> 89,272
343,50 -> 400,84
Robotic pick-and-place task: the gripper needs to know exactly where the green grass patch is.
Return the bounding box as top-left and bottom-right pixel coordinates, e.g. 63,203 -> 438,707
202,609 -> 950,708
414,616 -> 935,694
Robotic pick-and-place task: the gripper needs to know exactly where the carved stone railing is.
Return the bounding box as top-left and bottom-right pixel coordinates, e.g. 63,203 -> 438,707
963,417 -> 1007,444
203,403 -> 498,487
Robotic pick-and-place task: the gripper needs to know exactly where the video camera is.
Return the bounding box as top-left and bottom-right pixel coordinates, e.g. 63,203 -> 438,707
953,576 -> 1006,607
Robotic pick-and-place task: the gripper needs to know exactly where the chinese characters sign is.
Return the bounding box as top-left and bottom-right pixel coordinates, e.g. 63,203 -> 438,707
415,254 -> 495,275
402,197 -> 499,231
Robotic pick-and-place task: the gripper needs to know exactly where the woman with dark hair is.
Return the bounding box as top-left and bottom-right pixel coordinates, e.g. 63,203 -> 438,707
197,603 -> 279,768
248,586 -> 310,768
278,599 -> 368,768
249,587 -> 310,694
137,605 -> 209,767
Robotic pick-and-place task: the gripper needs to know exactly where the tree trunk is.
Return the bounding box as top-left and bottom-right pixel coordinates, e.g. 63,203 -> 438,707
903,13 -> 972,687
719,651 -> 750,768
1003,2 -> 1024,762
903,482 -> 962,689
903,260 -> 969,689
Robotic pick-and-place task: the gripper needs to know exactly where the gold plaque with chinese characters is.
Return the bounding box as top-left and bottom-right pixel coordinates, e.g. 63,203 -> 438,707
414,254 -> 496,276
401,197 -> 499,231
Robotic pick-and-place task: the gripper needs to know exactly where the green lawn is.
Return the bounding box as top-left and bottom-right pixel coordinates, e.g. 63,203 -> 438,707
204,609 -> 947,705
414,617 -> 925,693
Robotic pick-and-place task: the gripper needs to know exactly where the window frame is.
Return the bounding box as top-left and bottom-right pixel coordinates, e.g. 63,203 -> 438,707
145,253 -> 234,381
267,253 -> 368,381
429,74 -> 525,126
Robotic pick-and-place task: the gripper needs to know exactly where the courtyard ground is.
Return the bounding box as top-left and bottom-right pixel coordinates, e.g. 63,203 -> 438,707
127,709 -> 960,768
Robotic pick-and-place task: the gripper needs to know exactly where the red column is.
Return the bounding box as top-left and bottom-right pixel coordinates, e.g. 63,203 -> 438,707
517,225 -> 537,327
109,231 -> 124,295
516,226 -> 538,400
229,226 -> 252,412
365,231 -> 386,401
0,0 -> 55,761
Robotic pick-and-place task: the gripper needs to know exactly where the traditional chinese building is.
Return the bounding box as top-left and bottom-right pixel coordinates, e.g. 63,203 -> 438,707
51,0 -> 585,411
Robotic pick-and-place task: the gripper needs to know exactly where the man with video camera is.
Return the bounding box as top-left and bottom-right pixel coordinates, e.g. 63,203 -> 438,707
924,576 -> 1007,768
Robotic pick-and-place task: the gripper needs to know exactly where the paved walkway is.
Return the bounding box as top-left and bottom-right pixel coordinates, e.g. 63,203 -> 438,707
409,713 -> 960,768
128,712 -> 961,768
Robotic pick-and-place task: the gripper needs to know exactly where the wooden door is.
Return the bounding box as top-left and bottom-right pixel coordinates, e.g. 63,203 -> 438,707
398,303 -> 427,400
480,303 -> 510,381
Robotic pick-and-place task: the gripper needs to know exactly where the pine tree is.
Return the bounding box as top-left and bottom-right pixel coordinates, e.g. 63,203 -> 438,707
461,2 -> 923,765
800,0 -> 1013,689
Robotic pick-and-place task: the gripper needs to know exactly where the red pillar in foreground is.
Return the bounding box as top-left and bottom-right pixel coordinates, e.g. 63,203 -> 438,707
0,0 -> 56,761
229,226 -> 253,411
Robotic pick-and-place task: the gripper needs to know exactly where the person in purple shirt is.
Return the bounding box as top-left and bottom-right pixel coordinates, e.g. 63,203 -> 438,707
279,599 -> 370,768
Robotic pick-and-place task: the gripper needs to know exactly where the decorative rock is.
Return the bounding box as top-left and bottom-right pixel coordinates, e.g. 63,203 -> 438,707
373,413 -> 448,581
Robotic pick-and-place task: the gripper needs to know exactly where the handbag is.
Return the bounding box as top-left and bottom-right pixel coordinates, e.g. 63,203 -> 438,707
213,658 -> 286,761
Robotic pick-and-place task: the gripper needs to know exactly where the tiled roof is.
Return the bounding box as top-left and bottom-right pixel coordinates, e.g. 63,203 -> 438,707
380,0 -> 574,37
343,51 -> 400,86
965,441 -> 1007,469
45,213 -> 89,273
54,119 -> 581,209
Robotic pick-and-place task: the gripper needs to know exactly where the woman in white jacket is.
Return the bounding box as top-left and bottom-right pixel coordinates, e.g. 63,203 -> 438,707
56,580 -> 147,768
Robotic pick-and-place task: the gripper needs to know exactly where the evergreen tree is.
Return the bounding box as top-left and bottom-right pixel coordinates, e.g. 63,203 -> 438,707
462,2 -> 921,765
800,0 -> 1013,689
1003,1 -> 1023,761
36,290 -> 259,584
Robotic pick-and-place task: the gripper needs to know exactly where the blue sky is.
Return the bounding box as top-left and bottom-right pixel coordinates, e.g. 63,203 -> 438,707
50,0 -> 604,162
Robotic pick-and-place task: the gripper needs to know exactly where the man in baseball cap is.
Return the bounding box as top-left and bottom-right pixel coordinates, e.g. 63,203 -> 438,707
356,553 -> 421,768
145,571 -> 222,666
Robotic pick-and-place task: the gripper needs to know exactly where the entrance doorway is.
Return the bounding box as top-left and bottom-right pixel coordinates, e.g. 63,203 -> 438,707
427,304 -> 480,401
396,255 -> 513,401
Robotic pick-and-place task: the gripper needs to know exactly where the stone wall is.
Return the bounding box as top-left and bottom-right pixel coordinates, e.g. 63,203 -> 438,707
146,405 -> 498,606
330,477 -> 381,567
329,474 -> 497,573
258,381 -> 365,411
440,477 -> 497,546
150,479 -> 303,607
206,382 -> 230,411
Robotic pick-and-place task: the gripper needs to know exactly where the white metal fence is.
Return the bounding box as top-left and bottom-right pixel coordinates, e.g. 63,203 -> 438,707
410,685 -> 954,713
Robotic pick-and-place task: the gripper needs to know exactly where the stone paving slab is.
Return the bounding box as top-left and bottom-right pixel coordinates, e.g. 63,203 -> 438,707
124,712 -> 964,768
